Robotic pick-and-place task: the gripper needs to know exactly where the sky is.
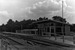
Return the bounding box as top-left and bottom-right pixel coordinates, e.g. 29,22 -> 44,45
0,0 -> 75,25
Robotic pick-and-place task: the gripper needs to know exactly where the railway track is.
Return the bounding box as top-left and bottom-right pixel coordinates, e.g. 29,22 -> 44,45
0,32 -> 75,48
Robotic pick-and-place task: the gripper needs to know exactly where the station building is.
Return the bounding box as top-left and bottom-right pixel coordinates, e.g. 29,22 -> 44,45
21,19 -> 71,36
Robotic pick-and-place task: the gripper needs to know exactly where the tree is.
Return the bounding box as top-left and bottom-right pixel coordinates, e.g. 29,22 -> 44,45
70,24 -> 75,32
6,19 -> 15,32
37,17 -> 48,21
52,16 -> 66,23
7,19 -> 14,25
1,24 -> 6,32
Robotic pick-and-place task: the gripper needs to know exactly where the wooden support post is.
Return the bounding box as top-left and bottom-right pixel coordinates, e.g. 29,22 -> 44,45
21,25 -> 23,33
54,23 -> 56,40
62,26 -> 65,43
49,27 -> 51,39
55,30 -> 56,40
55,33 -> 56,40
35,31 -> 36,35
63,35 -> 65,43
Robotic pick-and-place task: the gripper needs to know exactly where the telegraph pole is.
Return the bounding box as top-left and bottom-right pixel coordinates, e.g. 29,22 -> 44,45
62,0 -> 64,18
62,0 -> 65,42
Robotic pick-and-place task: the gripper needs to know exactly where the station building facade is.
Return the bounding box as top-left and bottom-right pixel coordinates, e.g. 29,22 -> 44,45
30,19 -> 71,36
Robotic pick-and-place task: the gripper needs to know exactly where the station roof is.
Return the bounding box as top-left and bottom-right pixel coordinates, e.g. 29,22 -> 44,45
31,19 -> 71,26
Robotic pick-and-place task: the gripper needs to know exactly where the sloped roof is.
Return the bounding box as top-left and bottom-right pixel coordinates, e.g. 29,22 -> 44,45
31,19 -> 71,26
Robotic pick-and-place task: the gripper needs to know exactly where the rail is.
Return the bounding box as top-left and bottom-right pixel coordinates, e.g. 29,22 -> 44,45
0,32 -> 75,48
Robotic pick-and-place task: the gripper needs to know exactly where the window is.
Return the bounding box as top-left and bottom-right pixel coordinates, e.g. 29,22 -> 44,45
56,27 -> 61,32
63,27 -> 65,32
51,28 -> 54,33
47,27 -> 50,32
43,33 -> 46,35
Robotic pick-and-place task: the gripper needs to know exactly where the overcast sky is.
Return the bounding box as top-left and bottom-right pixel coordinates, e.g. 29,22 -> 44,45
0,0 -> 75,25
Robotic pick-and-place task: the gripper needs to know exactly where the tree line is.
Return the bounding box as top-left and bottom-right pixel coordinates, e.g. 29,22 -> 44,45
0,17 -> 49,32
0,16 -> 75,32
